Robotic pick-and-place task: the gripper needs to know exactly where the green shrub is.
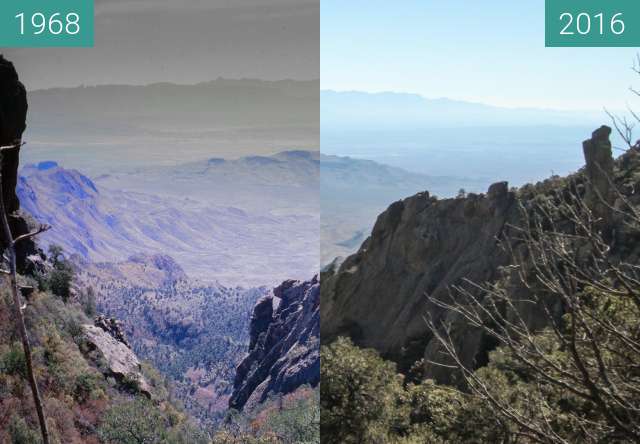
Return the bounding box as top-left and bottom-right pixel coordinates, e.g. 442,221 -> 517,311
79,286 -> 97,317
47,266 -> 74,302
1,343 -> 26,377
7,415 -> 39,444
98,398 -> 168,444
74,372 -> 102,403
266,393 -> 320,443
321,337 -> 404,444
36,244 -> 75,302
120,373 -> 142,393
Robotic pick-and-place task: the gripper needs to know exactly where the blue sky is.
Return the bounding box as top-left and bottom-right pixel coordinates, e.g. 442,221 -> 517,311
322,1 -> 638,110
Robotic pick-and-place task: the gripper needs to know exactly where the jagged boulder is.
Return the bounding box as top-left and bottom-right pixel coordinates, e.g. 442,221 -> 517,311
321,181 -> 516,378
82,319 -> 151,397
94,315 -> 131,348
229,276 -> 319,411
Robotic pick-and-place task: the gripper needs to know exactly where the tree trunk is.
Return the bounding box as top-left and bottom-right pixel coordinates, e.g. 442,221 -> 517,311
0,149 -> 49,444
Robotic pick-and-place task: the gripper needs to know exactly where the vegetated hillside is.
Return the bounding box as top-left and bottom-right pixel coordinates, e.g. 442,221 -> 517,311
0,269 -> 208,443
75,254 -> 268,425
18,160 -> 318,286
320,154 -> 484,263
321,126 -> 640,380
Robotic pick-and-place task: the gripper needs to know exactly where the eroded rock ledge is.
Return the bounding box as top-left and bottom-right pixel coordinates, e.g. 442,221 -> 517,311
82,318 -> 151,397
230,276 -> 320,411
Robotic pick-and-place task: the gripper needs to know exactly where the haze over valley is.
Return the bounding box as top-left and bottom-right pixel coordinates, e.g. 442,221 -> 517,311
321,91 -> 623,183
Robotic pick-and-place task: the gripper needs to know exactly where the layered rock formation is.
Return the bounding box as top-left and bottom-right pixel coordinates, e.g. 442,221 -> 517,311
230,276 -> 320,411
321,126 -> 638,382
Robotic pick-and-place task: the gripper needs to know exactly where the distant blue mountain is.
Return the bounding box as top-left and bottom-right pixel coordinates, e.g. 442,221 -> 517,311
321,90 -> 606,128
18,158 -> 319,286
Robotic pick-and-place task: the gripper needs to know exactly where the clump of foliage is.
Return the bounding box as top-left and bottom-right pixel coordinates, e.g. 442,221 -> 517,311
213,388 -> 320,444
34,244 -> 75,302
321,337 -> 403,442
1,342 -> 27,377
321,338 -> 500,444
77,285 -> 97,318
7,414 -> 40,444
266,392 -> 320,443
98,397 -> 208,444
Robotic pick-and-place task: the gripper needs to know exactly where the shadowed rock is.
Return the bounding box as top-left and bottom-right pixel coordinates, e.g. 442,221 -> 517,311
0,55 -> 27,214
321,181 -> 516,381
0,55 -> 36,271
230,276 -> 319,411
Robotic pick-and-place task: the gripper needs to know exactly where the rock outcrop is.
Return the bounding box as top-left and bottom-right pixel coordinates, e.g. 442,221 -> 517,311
0,55 -> 27,214
94,315 -> 131,348
82,318 -> 151,397
230,276 -> 320,411
321,183 -> 516,377
583,125 -> 615,228
321,126 -> 635,383
0,55 -> 37,270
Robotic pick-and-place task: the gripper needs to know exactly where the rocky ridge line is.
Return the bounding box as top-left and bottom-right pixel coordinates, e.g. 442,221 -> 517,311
321,126 -> 639,382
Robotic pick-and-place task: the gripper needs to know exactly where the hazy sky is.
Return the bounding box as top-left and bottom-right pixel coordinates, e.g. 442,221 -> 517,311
322,0 -> 638,111
3,0 -> 319,90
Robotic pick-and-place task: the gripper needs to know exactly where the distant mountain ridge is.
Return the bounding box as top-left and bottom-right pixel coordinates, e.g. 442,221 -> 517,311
30,79 -> 318,128
18,157 -> 319,286
91,150 -> 319,214
321,90 -> 606,128
22,79 -> 319,174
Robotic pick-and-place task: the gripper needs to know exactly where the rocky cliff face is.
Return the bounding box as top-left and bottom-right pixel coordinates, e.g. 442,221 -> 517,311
0,55 -> 36,269
230,276 -> 320,411
0,55 -> 27,214
321,126 -> 640,382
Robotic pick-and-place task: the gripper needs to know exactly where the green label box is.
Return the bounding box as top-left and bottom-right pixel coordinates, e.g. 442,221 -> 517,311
546,0 -> 640,47
0,0 -> 93,47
